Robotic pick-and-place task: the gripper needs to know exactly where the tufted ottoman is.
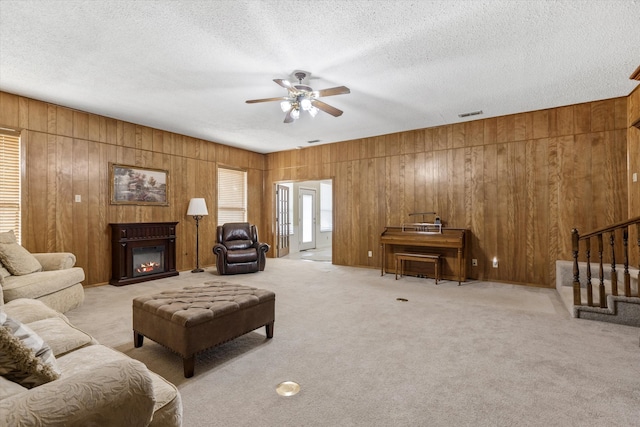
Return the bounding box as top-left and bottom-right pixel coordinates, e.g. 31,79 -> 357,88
132,281 -> 275,378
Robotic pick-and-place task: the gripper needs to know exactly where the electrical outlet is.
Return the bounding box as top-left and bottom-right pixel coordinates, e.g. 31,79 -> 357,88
368,250 -> 373,257
472,259 -> 478,266
492,257 -> 499,268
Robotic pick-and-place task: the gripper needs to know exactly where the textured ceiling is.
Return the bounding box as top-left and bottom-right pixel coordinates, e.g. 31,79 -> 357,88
1,0 -> 639,154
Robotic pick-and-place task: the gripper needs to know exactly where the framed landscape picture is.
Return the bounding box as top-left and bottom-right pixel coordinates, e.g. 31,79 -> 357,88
109,163 -> 169,206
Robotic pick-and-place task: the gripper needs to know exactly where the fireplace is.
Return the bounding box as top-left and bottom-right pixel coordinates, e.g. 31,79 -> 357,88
132,246 -> 165,277
110,222 -> 179,286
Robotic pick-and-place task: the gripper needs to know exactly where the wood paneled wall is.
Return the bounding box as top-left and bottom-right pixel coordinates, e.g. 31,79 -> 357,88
628,85 -> 640,217
0,89 -> 634,288
627,85 -> 640,267
265,98 -> 629,287
0,91 -> 265,286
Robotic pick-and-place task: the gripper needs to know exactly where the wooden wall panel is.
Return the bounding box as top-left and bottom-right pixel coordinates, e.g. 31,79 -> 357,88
0,92 -> 20,127
482,143 -> 499,280
264,98 -> 630,287
2,91 -> 264,286
627,85 -> 640,267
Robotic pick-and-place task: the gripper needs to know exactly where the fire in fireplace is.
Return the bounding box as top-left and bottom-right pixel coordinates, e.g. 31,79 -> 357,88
132,246 -> 165,278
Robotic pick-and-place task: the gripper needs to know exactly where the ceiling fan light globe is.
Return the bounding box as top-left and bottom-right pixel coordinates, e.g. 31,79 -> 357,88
280,101 -> 291,112
300,98 -> 312,111
290,108 -> 300,120
308,106 -> 319,117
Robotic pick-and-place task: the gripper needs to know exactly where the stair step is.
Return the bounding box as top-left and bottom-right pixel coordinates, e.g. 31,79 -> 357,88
555,260 -> 640,326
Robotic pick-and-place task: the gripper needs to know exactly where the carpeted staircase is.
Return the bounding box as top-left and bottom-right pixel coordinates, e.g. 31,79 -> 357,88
556,260 -> 640,327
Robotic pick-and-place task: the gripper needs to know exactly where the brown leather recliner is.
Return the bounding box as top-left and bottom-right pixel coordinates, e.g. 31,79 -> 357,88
212,222 -> 270,275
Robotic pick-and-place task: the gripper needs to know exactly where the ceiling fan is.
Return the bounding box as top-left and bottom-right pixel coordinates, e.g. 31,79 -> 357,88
246,72 -> 350,123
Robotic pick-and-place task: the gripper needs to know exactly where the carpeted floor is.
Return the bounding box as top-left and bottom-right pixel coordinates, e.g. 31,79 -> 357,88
66,258 -> 640,427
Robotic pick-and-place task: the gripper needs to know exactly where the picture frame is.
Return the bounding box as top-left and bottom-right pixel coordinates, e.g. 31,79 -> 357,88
109,163 -> 169,206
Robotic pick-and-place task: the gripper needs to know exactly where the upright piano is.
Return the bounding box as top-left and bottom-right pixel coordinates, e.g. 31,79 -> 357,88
380,226 -> 469,284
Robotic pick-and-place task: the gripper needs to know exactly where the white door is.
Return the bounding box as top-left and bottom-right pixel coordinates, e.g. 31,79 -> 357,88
299,188 -> 316,251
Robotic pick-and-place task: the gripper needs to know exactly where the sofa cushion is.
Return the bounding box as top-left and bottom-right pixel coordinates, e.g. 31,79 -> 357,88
0,375 -> 27,399
0,265 -> 10,279
0,266 -> 9,296
27,317 -> 95,357
226,248 -> 258,263
1,267 -> 85,302
1,298 -> 68,324
222,224 -> 251,242
0,312 -> 60,388
0,231 -> 42,276
2,299 -> 94,357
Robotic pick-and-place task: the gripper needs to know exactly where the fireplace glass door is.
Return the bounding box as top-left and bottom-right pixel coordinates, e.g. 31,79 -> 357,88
132,246 -> 165,277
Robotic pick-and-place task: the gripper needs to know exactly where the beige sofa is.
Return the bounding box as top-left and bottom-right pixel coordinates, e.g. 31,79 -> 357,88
1,252 -> 85,313
0,295 -> 183,426
0,230 -> 85,313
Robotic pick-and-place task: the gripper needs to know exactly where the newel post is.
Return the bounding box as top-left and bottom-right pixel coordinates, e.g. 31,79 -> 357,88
572,228 -> 581,306
637,223 -> 640,297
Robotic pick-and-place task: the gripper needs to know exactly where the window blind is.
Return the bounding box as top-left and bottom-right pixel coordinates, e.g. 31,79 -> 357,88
320,181 -> 332,232
217,167 -> 247,226
0,132 -> 21,243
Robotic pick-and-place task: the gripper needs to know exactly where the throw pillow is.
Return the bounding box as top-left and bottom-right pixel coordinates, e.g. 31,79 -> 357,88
0,230 -> 42,276
0,311 -> 60,388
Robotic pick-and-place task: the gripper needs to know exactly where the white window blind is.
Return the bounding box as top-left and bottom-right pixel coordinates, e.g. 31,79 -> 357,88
0,132 -> 21,243
217,167 -> 247,226
320,181 -> 332,232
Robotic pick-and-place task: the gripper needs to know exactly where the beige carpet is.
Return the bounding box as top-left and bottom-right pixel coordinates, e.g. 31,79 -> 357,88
66,258 -> 640,427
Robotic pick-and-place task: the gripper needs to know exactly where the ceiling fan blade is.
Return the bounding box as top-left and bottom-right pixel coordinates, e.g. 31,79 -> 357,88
311,100 -> 343,117
246,96 -> 289,104
283,108 -> 295,123
315,86 -> 351,97
274,79 -> 293,89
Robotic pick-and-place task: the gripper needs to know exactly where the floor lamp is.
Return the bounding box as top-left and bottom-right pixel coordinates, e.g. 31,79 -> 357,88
187,198 -> 208,273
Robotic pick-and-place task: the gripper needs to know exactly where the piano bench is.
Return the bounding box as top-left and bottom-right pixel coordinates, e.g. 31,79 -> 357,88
394,253 -> 441,284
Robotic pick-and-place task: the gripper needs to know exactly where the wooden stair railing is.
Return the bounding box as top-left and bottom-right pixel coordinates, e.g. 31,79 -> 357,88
572,216 -> 640,307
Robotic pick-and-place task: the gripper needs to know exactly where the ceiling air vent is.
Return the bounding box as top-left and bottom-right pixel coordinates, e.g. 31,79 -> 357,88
307,139 -> 320,144
458,110 -> 483,118
630,65 -> 640,81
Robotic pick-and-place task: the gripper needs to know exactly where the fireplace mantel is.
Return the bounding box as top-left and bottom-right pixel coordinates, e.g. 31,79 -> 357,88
110,222 -> 179,286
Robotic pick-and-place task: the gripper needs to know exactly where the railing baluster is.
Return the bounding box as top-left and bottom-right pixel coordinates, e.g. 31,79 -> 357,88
572,229 -> 581,306
623,227 -> 630,297
572,216 -> 640,311
598,234 -> 606,308
609,232 -> 618,296
586,238 -> 593,307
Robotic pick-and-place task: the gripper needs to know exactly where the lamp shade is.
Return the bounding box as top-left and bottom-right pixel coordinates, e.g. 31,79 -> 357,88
187,198 -> 208,216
